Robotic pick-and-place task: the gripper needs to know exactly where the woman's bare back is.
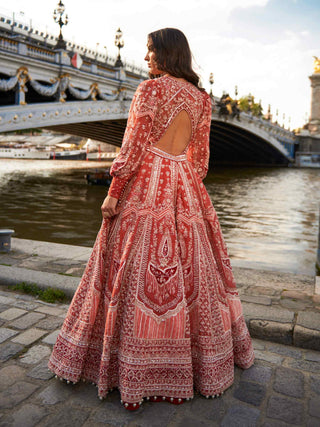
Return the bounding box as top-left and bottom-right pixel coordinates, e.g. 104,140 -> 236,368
153,110 -> 192,156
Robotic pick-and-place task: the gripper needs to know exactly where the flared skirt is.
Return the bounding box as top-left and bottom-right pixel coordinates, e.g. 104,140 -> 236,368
48,146 -> 254,403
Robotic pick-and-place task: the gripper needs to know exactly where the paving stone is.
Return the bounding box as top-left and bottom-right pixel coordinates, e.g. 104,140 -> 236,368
281,290 -> 311,300
242,303 -> 294,323
305,350 -> 320,363
18,256 -> 56,269
0,342 -> 23,361
306,417 -> 320,427
246,286 -> 279,296
36,380 -> 74,404
241,365 -> 272,384
249,320 -> 293,345
310,375 -> 320,395
41,405 -> 90,427
309,396 -> 320,418
53,259 -> 84,266
174,416 -> 209,427
313,294 -> 320,304
11,328 -> 47,345
12,300 -> 39,310
67,382 -> 104,408
0,303 -> 9,313
273,367 -> 304,398
0,295 -> 15,305
4,403 -> 48,427
0,364 -> 26,391
42,329 -> 60,345
221,404 -> 260,427
9,312 -> 46,330
35,306 -> 64,316
20,344 -> 51,364
296,311 -> 320,331
0,327 -> 18,343
233,381 -> 266,406
262,420 -> 291,427
253,350 -> 284,365
190,396 -> 225,421
97,400 -> 176,427
65,266 -> 85,276
27,359 -> 55,380
266,395 -> 303,424
241,295 -> 272,305
34,315 -> 64,330
267,343 -> 302,359
286,358 -> 320,374
279,298 -> 311,310
0,307 -> 27,321
0,381 -> 39,409
252,339 -> 266,350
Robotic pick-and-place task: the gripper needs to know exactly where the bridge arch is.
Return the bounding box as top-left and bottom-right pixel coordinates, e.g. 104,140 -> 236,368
210,115 -> 294,166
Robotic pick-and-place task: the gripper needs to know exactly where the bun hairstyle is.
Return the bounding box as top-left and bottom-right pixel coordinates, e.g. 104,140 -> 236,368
147,28 -> 203,90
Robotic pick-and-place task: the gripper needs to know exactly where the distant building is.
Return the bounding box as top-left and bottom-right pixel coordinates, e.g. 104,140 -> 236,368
295,57 -> 320,168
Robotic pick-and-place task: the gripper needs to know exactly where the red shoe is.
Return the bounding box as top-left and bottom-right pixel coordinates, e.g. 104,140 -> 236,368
123,402 -> 140,411
149,396 -> 164,403
166,397 -> 185,405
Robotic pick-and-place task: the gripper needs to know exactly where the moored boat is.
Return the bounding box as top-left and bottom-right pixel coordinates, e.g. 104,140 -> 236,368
0,147 -> 51,159
85,169 -> 112,185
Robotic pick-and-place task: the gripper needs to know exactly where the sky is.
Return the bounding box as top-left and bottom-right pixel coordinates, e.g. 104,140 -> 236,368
2,0 -> 320,129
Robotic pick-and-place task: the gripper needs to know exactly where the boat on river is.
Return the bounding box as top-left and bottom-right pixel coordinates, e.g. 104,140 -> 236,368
0,147 -> 51,159
85,169 -> 112,185
50,150 -> 87,160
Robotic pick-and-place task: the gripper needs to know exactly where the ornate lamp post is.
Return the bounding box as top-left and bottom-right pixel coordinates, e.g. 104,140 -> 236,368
53,0 -> 68,49
248,93 -> 253,113
267,104 -> 271,121
114,28 -> 124,67
209,73 -> 214,97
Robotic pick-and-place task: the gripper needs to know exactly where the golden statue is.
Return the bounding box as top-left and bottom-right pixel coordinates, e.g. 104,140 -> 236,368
313,56 -> 320,73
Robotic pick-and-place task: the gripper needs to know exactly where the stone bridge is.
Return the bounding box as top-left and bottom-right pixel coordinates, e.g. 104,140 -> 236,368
0,13 -> 297,165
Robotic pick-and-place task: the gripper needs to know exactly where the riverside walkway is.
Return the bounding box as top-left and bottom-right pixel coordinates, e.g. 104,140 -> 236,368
0,238 -> 319,426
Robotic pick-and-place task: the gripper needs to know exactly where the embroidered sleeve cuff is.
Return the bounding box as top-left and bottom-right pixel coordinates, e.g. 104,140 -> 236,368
108,176 -> 128,199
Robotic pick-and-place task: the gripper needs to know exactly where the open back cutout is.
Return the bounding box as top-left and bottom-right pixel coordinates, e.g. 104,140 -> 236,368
153,110 -> 192,156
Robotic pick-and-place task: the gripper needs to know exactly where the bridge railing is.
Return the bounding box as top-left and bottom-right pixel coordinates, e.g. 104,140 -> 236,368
0,12 -> 148,79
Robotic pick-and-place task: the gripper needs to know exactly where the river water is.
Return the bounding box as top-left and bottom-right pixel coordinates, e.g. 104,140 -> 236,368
0,159 -> 319,275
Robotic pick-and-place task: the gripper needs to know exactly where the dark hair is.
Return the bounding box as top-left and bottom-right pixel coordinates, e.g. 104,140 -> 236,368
147,28 -> 203,90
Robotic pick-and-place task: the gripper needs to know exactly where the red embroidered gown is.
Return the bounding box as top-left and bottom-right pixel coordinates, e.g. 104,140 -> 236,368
48,75 -> 254,403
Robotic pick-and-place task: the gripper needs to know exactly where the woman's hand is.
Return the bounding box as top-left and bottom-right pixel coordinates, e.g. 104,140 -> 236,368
101,195 -> 119,219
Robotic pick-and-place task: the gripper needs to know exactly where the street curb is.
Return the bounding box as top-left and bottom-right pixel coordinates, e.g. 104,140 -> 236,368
0,265 -> 79,298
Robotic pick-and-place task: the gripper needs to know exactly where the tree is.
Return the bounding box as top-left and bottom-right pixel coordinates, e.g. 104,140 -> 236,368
238,95 -> 263,117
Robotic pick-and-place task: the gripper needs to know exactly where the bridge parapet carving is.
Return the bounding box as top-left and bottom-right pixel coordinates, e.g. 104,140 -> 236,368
0,13 -> 147,110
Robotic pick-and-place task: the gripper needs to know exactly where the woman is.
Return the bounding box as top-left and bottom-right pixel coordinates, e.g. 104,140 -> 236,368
48,28 -> 254,410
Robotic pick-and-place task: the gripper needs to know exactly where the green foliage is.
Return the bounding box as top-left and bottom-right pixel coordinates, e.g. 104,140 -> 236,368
238,95 -> 263,117
238,97 -> 250,113
11,282 -> 68,303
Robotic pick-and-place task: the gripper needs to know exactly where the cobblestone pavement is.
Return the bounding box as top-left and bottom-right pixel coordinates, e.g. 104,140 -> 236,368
1,238 -> 320,351
0,287 -> 319,427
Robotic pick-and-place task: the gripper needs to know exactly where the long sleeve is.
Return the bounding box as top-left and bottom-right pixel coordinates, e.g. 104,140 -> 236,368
187,93 -> 212,180
108,80 -> 158,199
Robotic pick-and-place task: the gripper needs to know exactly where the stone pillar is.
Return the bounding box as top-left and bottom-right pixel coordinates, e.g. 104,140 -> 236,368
309,73 -> 320,135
